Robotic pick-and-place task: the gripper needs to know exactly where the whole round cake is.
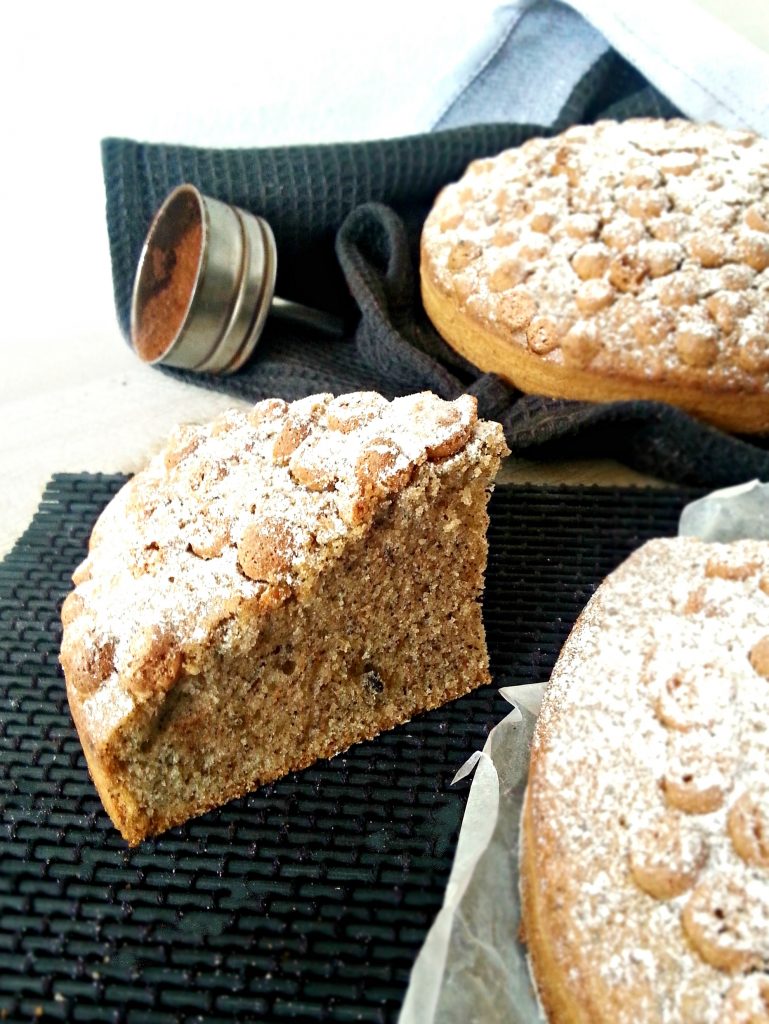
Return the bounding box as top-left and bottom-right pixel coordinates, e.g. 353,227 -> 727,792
420,118 -> 769,433
520,537 -> 769,1023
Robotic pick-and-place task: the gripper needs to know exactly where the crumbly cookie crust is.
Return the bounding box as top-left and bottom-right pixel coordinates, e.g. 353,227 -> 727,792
421,119 -> 769,427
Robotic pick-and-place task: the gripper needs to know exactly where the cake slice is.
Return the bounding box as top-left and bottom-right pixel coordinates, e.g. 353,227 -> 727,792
59,391 -> 508,844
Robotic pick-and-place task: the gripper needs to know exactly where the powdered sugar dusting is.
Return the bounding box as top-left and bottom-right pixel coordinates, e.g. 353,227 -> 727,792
423,118 -> 769,393
527,537 -> 769,1022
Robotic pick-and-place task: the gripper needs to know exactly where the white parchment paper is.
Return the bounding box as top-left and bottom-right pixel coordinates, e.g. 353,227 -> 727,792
398,479 -> 769,1024
398,685 -> 545,1024
679,479 -> 769,541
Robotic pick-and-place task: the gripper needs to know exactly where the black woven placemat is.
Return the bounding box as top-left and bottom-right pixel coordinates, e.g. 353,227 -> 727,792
0,477 -> 703,1023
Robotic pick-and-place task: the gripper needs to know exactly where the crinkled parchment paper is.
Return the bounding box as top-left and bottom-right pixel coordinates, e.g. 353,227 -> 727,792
398,479 -> 769,1024
679,479 -> 769,541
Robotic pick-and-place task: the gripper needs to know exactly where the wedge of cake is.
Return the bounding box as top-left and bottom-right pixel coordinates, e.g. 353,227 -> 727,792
59,391 -> 508,845
520,537 -> 769,1023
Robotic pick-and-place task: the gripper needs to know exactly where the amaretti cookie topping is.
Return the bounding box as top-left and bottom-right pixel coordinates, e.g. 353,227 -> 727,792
521,537 -> 769,1023
421,118 -> 769,432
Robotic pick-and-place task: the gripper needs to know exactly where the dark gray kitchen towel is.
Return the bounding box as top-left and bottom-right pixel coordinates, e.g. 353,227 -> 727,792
102,54 -> 769,486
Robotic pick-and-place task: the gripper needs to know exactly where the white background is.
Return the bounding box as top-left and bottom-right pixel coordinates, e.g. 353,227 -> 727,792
0,0 -> 505,555
0,1 -> 501,363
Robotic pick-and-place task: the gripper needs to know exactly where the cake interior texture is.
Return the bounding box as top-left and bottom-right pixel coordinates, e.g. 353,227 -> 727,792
59,391 -> 507,844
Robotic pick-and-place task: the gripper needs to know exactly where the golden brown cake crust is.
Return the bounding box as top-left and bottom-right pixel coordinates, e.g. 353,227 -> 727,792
521,538 -> 769,1023
421,118 -> 769,433
60,391 -> 508,844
